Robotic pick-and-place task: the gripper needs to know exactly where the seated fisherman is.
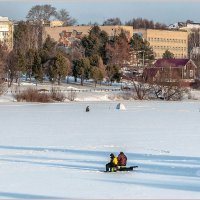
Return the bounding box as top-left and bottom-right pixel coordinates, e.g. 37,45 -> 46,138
105,153 -> 118,172
117,152 -> 127,167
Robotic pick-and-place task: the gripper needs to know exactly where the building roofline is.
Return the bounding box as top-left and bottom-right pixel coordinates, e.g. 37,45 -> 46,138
133,28 -> 187,33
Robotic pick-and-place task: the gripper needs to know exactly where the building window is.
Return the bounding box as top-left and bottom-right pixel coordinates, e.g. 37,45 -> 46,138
190,70 -> 194,78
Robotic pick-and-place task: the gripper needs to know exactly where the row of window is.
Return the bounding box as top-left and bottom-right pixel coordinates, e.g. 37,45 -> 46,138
153,46 -> 187,51
148,37 -> 187,43
155,53 -> 187,58
0,25 -> 9,29
0,31 -> 9,37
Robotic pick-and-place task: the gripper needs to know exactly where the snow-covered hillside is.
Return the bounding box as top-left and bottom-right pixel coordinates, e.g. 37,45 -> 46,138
0,101 -> 200,199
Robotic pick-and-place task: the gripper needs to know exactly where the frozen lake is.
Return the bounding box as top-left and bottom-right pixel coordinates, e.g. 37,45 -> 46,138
0,101 -> 200,199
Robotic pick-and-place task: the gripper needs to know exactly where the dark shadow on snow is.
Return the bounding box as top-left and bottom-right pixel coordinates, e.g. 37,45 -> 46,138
91,178 -> 200,193
0,191 -> 64,199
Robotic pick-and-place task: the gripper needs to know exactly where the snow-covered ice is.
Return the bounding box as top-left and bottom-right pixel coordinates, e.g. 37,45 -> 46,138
0,101 -> 200,199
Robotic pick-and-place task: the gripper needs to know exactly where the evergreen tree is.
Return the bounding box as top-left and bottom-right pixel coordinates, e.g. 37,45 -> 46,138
41,35 -> 57,63
55,53 -> 70,85
106,65 -> 121,85
162,50 -> 175,59
25,49 -> 36,80
130,34 -> 155,65
32,52 -> 43,84
90,55 -> 106,87
81,26 -> 109,63
74,57 -> 91,85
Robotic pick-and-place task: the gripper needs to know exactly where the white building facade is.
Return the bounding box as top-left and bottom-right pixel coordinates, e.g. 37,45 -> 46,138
0,16 -> 14,50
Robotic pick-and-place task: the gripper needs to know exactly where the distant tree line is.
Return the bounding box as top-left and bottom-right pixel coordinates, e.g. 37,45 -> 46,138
125,18 -> 167,29
102,17 -> 167,30
26,5 -> 169,30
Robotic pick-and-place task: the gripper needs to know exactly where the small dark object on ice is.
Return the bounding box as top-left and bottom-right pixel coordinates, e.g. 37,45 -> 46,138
118,166 -> 138,171
104,166 -> 138,172
86,106 -> 90,112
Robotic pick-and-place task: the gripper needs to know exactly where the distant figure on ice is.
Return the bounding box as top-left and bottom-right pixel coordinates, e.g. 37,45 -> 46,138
117,152 -> 127,167
86,106 -> 90,112
105,153 -> 118,172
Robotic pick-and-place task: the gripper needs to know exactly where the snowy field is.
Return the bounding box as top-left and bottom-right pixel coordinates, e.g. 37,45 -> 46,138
0,101 -> 200,199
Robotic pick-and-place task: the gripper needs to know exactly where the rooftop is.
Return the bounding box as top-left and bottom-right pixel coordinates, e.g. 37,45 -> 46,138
154,59 -> 190,68
0,16 -> 9,22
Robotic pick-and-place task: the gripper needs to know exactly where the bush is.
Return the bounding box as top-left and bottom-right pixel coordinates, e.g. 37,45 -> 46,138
15,88 -> 51,103
66,90 -> 77,101
108,91 -> 134,101
0,81 -> 7,96
15,88 -> 67,103
50,88 -> 66,102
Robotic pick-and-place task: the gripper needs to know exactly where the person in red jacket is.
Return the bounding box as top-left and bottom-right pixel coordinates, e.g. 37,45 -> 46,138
117,152 -> 127,166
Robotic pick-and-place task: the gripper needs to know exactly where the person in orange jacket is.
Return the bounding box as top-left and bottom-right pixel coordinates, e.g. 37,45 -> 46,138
105,153 -> 118,172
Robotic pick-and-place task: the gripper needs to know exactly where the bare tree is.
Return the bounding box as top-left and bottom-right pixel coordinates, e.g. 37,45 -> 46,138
106,30 -> 130,68
103,18 -> 122,26
188,28 -> 200,78
55,9 -> 76,26
6,51 -> 19,87
133,81 -> 152,100
0,42 -> 8,75
26,4 -> 56,23
0,43 -> 8,94
14,21 -> 43,53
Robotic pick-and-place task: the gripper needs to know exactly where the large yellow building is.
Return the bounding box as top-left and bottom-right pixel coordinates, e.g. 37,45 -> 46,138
0,16 -> 14,50
133,29 -> 188,59
44,25 -> 134,43
44,25 -> 189,60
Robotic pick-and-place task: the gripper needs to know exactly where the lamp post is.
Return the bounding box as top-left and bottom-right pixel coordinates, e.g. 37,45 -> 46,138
137,50 -> 145,67
7,69 -> 11,87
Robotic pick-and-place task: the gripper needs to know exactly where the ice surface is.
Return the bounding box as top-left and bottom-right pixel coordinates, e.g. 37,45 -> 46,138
0,101 -> 200,199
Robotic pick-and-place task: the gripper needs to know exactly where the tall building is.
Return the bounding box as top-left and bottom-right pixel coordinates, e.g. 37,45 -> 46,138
0,16 -> 14,50
43,25 -> 133,55
44,25 -> 133,44
133,29 -> 188,59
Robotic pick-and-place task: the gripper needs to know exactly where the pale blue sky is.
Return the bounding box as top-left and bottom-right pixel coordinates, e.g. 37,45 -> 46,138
0,0 -> 199,25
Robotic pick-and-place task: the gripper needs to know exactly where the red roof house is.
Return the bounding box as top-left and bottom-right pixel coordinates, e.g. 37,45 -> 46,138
143,59 -> 197,85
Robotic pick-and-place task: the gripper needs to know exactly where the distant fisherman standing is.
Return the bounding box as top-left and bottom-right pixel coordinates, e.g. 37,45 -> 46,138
86,106 -> 90,112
